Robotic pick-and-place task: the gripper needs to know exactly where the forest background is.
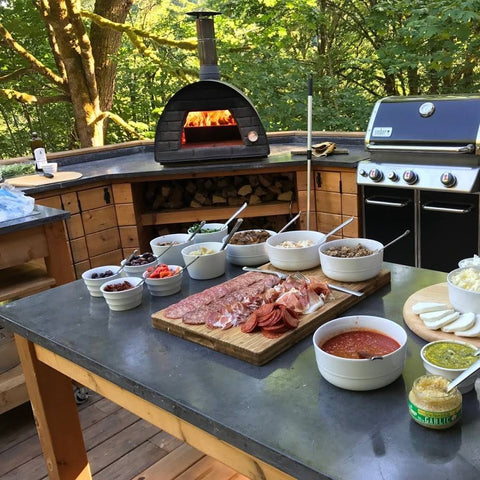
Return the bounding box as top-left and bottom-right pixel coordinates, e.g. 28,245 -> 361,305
1,0 -> 480,159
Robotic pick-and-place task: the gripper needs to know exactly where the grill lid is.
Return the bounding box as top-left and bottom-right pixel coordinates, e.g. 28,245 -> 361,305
365,95 -> 480,156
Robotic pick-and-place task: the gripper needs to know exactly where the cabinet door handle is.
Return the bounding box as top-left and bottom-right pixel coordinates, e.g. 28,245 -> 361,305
104,187 -> 111,204
316,172 -> 322,188
422,202 -> 472,214
365,198 -> 410,208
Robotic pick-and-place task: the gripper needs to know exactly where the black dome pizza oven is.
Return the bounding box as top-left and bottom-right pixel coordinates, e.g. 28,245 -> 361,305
154,11 -> 269,165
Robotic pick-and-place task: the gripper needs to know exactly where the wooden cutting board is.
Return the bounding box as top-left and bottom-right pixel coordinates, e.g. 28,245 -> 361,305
6,171 -> 82,187
152,267 -> 391,365
403,283 -> 480,347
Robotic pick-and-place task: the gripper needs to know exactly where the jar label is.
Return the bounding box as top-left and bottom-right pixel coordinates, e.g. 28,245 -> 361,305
408,400 -> 461,427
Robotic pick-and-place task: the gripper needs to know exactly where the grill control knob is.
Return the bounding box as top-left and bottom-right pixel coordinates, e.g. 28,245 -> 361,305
441,172 -> 456,188
387,171 -> 399,182
369,168 -> 383,182
403,170 -> 418,185
359,169 -> 368,177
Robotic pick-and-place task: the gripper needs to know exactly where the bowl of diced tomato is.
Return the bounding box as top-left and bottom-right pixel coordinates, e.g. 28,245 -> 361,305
143,264 -> 183,296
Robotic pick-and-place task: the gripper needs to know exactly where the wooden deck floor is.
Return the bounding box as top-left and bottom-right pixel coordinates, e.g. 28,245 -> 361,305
0,392 -> 249,480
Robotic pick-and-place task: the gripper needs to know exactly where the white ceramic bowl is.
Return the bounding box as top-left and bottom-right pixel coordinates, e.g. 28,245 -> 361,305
458,256 -> 480,268
223,229 -> 275,266
100,276 -> 144,311
43,162 -> 58,174
82,265 -> 123,297
188,223 -> 228,243
447,267 -> 480,314
121,253 -> 158,278
266,230 -> 326,271
181,241 -> 226,280
420,340 -> 479,394
150,233 -> 194,266
319,238 -> 383,282
312,315 -> 407,391
143,265 -> 183,296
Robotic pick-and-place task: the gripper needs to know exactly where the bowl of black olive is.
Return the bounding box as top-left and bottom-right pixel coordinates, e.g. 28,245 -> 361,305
82,265 -> 122,297
121,252 -> 158,278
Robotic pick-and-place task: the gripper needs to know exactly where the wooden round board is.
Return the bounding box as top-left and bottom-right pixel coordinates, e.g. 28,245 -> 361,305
403,283 -> 480,347
6,171 -> 82,187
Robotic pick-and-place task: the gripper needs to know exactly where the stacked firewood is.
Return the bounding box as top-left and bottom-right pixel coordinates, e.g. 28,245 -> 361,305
143,173 -> 295,211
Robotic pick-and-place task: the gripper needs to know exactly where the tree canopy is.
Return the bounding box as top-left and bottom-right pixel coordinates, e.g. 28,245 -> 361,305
1,0 -> 480,158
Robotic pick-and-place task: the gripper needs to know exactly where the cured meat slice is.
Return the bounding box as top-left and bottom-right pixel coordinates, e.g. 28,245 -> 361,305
241,312 -> 258,333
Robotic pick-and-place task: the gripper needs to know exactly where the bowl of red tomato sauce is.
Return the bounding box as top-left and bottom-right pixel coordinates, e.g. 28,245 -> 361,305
312,315 -> 407,391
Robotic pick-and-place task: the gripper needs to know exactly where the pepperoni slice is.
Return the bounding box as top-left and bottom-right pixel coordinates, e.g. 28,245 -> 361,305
261,329 -> 285,339
257,311 -> 277,327
241,312 -> 258,333
262,323 -> 289,333
283,309 -> 299,328
255,303 -> 275,316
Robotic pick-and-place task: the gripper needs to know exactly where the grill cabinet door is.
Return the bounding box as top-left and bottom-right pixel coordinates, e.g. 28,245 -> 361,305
363,186 -> 415,266
420,191 -> 479,272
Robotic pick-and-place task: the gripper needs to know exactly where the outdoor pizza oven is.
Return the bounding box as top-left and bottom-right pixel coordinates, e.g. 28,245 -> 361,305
154,11 -> 269,165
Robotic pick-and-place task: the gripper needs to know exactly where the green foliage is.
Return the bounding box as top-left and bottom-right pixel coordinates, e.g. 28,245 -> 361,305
2,0 -> 480,158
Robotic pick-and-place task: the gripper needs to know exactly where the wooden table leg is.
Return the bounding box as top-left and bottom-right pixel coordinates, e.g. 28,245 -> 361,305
14,335 -> 92,480
43,222 -> 75,285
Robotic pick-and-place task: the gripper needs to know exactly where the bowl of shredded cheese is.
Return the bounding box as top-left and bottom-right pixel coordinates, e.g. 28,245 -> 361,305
447,267 -> 480,313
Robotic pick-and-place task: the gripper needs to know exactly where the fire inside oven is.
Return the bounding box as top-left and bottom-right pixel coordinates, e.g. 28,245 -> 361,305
181,109 -> 242,146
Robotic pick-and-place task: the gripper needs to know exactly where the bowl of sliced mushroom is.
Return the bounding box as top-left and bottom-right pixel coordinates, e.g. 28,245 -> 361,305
223,229 -> 276,266
319,238 -> 384,282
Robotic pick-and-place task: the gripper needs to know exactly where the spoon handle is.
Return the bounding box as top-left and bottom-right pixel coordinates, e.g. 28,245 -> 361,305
223,202 -> 247,229
221,218 -> 244,250
325,217 -> 354,239
447,358 -> 480,392
278,211 -> 301,234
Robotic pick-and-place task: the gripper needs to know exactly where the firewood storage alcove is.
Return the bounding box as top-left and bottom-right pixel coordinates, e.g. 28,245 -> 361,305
138,172 -> 296,237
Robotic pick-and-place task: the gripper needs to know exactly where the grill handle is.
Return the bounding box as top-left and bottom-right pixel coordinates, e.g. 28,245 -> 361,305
365,198 -> 410,208
366,144 -> 475,154
421,202 -> 473,214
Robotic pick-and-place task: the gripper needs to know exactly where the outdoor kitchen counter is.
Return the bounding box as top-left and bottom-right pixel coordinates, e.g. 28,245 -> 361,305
19,142 -> 368,196
1,263 -> 479,480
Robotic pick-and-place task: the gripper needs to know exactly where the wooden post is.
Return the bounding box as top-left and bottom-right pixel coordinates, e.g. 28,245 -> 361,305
14,335 -> 92,480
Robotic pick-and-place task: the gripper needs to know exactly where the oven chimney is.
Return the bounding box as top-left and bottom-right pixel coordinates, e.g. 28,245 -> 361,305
187,10 -> 221,81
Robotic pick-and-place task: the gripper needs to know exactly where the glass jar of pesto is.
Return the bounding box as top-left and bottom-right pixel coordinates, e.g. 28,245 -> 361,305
408,375 -> 462,429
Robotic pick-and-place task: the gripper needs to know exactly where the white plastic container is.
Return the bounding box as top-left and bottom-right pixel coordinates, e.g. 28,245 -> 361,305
188,223 -> 228,244
223,229 -> 275,266
447,267 -> 480,313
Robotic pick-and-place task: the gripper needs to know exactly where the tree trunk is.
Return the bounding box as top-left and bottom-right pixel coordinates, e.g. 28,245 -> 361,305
90,0 -> 133,134
40,0 -> 103,147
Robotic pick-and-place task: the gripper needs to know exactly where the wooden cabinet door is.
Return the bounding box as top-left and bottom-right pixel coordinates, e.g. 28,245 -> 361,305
77,186 -> 113,211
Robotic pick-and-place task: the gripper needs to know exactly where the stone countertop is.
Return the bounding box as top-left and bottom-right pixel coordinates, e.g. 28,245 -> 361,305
1,262 -> 479,480
0,204 -> 70,235
19,138 -> 369,195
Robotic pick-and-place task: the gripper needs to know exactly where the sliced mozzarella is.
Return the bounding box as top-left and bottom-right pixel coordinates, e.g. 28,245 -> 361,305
420,309 -> 454,322
412,302 -> 449,315
455,315 -> 480,337
442,312 -> 476,332
423,311 -> 460,330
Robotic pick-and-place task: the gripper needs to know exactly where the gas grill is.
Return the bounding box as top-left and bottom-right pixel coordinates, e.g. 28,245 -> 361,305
357,95 -> 480,272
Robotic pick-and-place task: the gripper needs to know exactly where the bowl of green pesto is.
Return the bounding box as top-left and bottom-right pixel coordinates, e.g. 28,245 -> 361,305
420,340 -> 479,393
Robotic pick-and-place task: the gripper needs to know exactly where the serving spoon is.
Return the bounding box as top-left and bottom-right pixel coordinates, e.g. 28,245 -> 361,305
447,357 -> 480,392
221,218 -> 244,250
117,249 -> 138,275
324,217 -> 354,240
223,202 -> 247,230
378,229 -> 411,252
278,211 -> 301,234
